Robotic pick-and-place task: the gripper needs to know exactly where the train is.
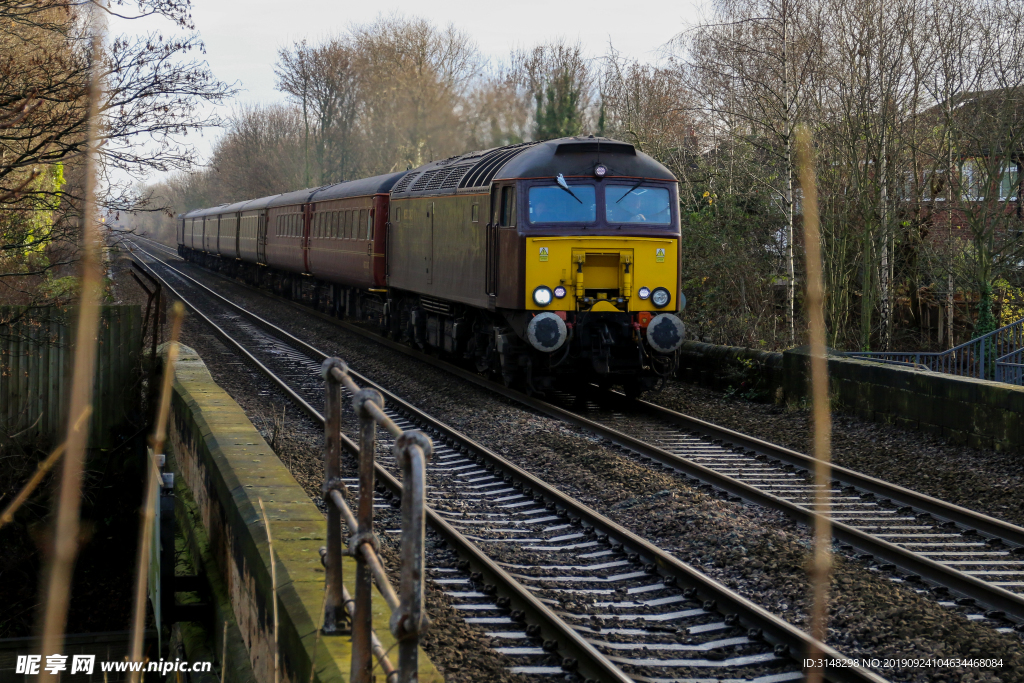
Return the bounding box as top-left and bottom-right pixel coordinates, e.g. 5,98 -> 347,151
176,136 -> 686,395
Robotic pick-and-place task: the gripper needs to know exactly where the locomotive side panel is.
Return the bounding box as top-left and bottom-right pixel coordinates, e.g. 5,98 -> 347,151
430,193 -> 488,308
387,197 -> 431,293
387,195 -> 489,308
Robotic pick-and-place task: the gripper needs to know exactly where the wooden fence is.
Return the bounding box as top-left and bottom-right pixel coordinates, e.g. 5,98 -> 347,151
0,306 -> 144,450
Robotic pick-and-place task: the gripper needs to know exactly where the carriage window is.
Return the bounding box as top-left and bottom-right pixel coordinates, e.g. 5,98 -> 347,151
528,185 -> 596,223
360,209 -> 368,239
471,204 -> 479,222
605,185 -> 672,225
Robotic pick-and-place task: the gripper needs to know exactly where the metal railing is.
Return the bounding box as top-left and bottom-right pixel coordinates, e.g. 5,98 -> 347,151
319,357 -> 430,683
843,317 -> 1024,385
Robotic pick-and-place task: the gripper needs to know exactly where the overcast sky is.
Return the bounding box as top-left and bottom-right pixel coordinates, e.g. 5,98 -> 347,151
112,0 -> 703,179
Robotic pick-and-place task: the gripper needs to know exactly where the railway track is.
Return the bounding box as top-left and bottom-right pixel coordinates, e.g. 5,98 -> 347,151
133,238 -> 1024,632
128,241 -> 882,683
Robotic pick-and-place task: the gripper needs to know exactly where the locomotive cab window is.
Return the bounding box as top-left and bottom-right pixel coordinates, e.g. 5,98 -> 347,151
605,185 -> 672,225
500,186 -> 516,226
528,184 -> 596,224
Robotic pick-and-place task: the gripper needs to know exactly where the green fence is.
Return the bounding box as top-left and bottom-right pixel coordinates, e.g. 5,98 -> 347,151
0,306 -> 144,449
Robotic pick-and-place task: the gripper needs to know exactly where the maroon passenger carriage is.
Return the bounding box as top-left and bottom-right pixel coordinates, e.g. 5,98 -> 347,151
179,172 -> 407,321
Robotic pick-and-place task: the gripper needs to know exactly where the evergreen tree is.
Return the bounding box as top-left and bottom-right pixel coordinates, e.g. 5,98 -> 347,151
534,71 -> 583,139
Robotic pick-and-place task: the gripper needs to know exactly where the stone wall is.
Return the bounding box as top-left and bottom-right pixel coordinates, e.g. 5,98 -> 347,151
782,347 -> 1024,452
167,344 -> 441,682
673,341 -> 1024,452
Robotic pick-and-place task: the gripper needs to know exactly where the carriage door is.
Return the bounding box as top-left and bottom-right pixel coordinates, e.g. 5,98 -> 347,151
485,186 -> 499,297
302,203 -> 312,273
256,214 -> 268,264
426,202 -> 434,285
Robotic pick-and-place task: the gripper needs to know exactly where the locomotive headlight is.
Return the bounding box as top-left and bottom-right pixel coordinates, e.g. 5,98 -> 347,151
533,286 -> 553,307
651,287 -> 671,308
594,164 -> 608,178
553,285 -> 567,299
637,286 -> 651,300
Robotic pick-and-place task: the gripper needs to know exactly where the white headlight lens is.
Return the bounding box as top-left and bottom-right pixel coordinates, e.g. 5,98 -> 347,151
651,287 -> 671,308
533,286 -> 553,306
638,286 -> 651,300
553,285 -> 567,299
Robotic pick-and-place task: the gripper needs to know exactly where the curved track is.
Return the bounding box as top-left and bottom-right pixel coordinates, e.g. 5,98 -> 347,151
128,240 -> 882,683
134,237 -> 1024,632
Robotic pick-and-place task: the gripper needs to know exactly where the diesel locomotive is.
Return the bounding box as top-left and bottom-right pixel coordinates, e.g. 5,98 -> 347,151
177,136 -> 686,394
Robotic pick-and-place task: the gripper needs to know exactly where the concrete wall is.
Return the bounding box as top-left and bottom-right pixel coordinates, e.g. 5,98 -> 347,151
674,341 -> 1024,452
168,344 -> 442,682
783,347 -> 1024,452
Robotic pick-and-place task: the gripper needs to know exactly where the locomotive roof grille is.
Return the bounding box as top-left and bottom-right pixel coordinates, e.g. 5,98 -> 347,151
392,172 -> 418,194
411,169 -> 442,191
459,143 -> 540,189
555,141 -> 636,156
440,164 -> 473,188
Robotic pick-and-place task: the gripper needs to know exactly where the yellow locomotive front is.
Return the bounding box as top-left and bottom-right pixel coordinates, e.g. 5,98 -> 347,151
498,147 -> 685,392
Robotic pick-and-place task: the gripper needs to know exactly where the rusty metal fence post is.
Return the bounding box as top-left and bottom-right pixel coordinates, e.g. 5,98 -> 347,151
319,357 -> 430,683
392,432 -> 429,681
320,358 -> 347,634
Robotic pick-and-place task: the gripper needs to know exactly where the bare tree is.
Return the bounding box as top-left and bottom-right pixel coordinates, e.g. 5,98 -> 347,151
276,39 -> 362,186
352,14 -> 481,171
0,1 -> 233,306
677,0 -> 824,345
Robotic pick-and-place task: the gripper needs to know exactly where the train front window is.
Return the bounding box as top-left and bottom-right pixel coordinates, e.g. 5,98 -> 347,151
605,185 -> 671,224
528,185 -> 596,224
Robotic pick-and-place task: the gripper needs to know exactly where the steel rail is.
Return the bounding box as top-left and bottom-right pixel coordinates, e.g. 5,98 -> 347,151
129,243 -> 885,683
133,238 -> 1024,625
128,248 -> 632,683
149,243 -> 1024,627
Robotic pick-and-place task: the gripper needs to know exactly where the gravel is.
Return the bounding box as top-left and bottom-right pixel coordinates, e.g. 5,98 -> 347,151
126,245 -> 1024,683
647,381 -> 1024,530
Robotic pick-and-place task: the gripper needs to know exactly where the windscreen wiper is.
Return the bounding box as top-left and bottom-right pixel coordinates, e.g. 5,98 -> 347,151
616,179 -> 645,203
556,173 -> 583,204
